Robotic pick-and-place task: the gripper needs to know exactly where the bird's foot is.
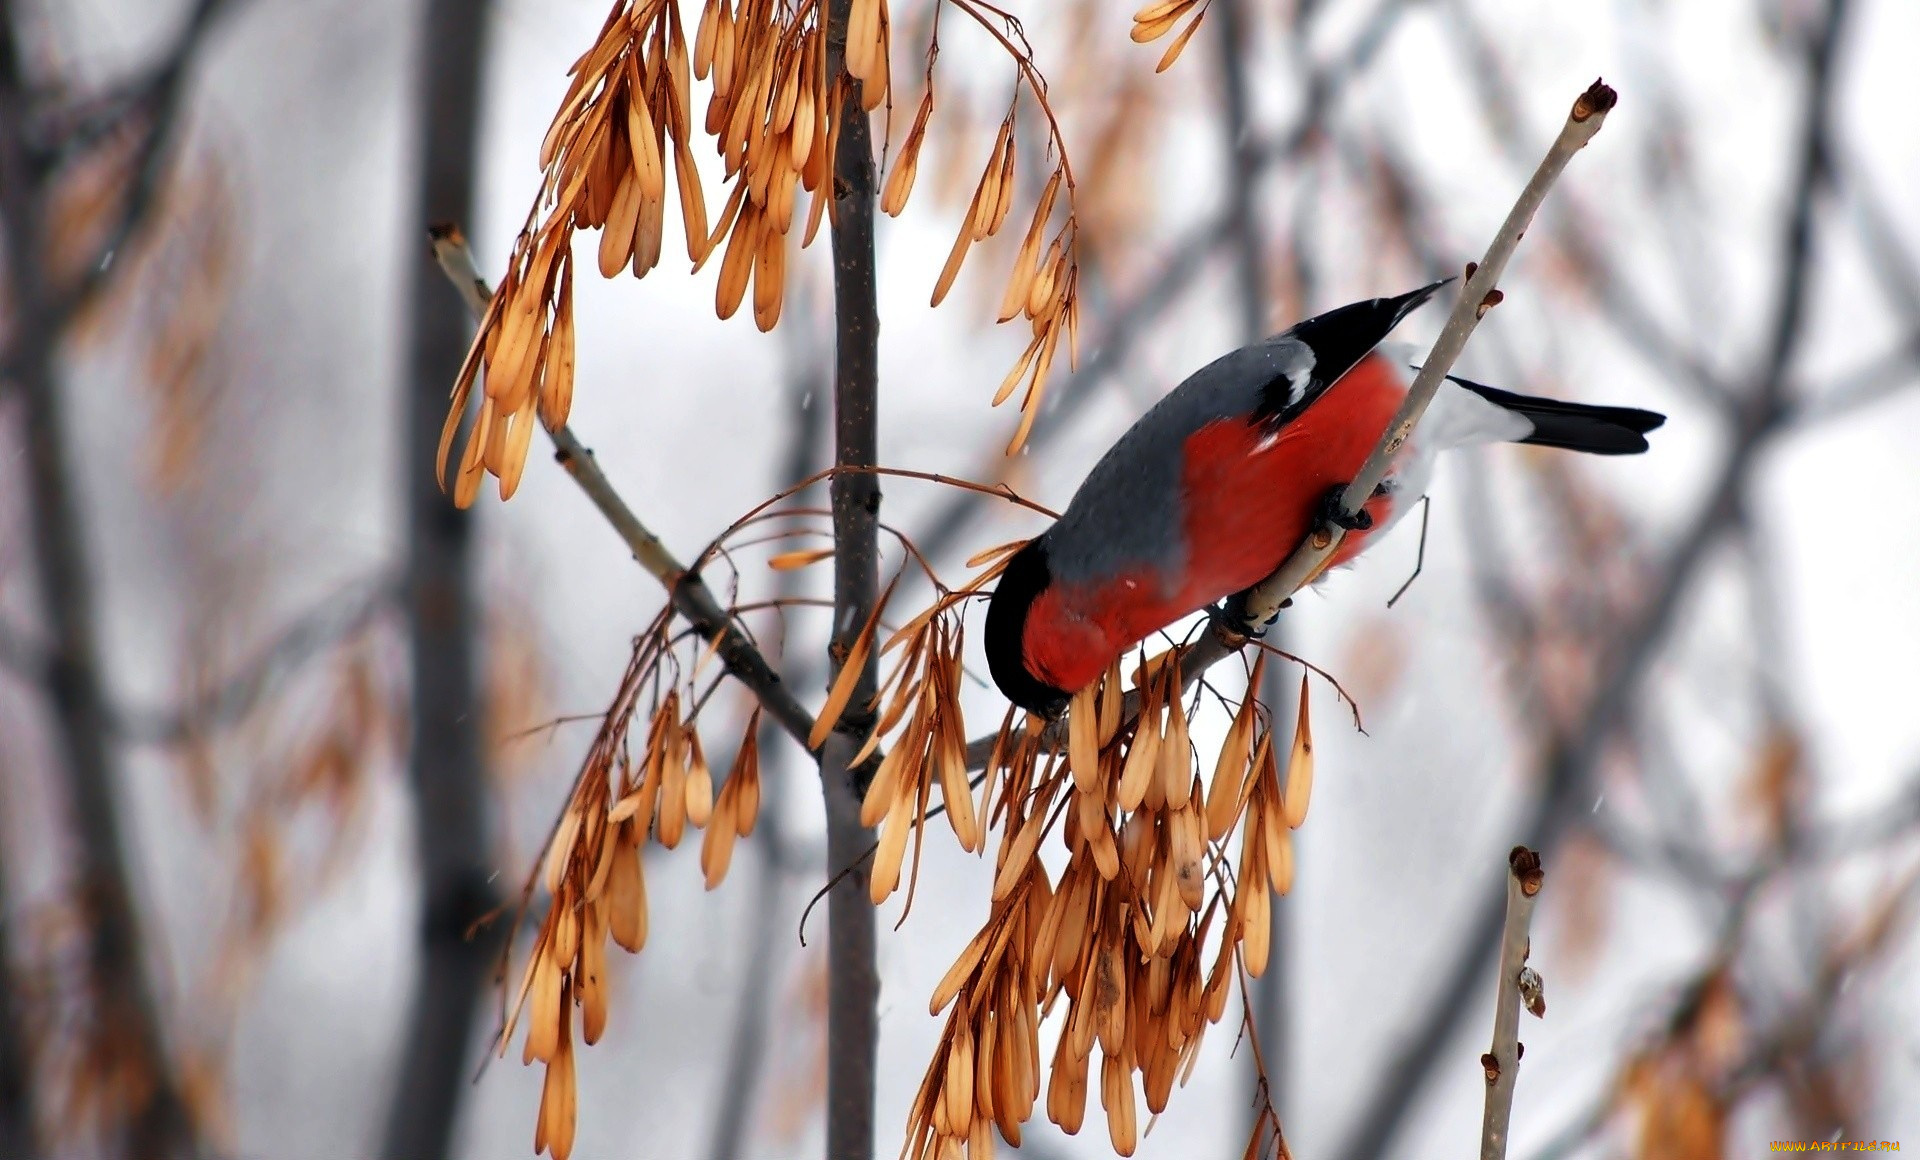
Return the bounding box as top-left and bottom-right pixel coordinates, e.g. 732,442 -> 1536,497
1219,593 -> 1291,639
1318,483 -> 1375,532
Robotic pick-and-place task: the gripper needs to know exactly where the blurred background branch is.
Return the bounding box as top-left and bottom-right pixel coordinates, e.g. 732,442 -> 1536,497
380,0 -> 499,1156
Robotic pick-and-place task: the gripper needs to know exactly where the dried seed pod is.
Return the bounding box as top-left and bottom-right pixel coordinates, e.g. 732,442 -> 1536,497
1067,682 -> 1100,792
626,74 -> 665,202
1101,1049 -> 1138,1156
607,841 -> 646,951
684,727 -> 714,826
944,1023 -> 975,1140
881,92 -> 934,216
870,784 -> 916,903
1282,674 -> 1314,828
524,947 -> 563,1065
929,214 -> 974,308
931,928 -> 990,1015
699,806 -> 737,889
578,900 -> 610,1044
1155,7 -> 1209,72
1046,1024 -> 1089,1134
1206,703 -> 1256,840
533,1004 -> 578,1160
693,0 -> 720,78
752,221 -> 785,331
1160,682 -> 1192,810
1130,0 -> 1196,40
544,805 -> 583,896
969,122 -> 1013,241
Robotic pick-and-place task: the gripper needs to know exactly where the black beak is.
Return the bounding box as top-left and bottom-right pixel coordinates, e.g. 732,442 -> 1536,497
1384,276 -> 1456,328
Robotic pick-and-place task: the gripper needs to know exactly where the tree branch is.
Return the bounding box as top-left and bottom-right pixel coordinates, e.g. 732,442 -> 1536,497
1758,0 -> 1850,412
0,2 -> 207,1150
1330,416 -> 1764,1160
1330,17 -> 1854,1139
382,1 -> 499,1155
821,7 -> 884,1151
1479,847 -> 1544,1160
1213,0 -> 1293,1138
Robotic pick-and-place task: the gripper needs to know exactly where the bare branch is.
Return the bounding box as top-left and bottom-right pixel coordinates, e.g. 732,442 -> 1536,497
0,4 -> 213,1149
383,4 -> 500,1154
821,3 -> 885,1148
1480,847 -> 1545,1160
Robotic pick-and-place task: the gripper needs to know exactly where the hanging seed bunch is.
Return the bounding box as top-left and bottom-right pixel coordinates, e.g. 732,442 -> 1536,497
501,626 -> 762,1160
826,540 -> 1037,909
440,0 -> 702,507
888,646 -> 1317,1157
692,0 -> 850,328
439,0 -> 833,507
439,0 -> 1098,510
444,0 -> 1089,506
881,0 -> 1085,455
1128,0 -> 1210,72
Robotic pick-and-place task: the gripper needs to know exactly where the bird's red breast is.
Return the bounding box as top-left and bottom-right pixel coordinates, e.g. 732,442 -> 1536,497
1022,352 -> 1407,694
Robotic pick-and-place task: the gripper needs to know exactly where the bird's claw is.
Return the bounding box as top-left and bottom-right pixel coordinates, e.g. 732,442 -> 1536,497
1219,593 -> 1291,638
1318,483 -> 1374,532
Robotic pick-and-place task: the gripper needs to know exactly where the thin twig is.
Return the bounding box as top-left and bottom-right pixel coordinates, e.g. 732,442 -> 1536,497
47,0 -> 238,323
1479,847 -> 1544,1160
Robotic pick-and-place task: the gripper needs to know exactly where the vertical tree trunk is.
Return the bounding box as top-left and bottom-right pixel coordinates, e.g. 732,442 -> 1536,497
0,766 -> 37,1160
705,339 -> 827,1160
821,5 -> 882,1155
1212,0 -> 1290,1142
0,27 -> 42,1156
381,1 -> 498,1157
0,10 -> 191,1157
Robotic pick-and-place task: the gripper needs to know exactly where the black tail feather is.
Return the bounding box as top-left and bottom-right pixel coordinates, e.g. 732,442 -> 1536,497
1450,375 -> 1666,456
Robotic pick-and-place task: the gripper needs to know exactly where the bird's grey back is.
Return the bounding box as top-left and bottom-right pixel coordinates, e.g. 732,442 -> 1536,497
1042,335 -> 1311,591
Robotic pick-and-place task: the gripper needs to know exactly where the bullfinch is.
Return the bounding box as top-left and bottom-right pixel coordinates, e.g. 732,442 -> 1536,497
984,279 -> 1664,718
